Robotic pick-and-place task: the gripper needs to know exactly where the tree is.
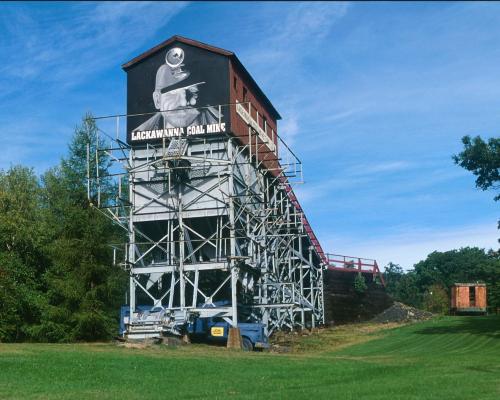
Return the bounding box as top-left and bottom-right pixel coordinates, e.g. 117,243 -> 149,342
354,273 -> 367,294
383,262 -> 404,295
422,283 -> 449,314
33,114 -> 127,342
0,114 -> 127,343
382,263 -> 422,307
393,272 -> 421,308
61,113 -> 114,205
0,166 -> 46,341
413,247 -> 499,311
0,166 -> 47,267
453,135 -> 500,200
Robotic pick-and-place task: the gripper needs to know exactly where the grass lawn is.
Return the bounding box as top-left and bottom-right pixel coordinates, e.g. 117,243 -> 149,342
0,316 -> 498,399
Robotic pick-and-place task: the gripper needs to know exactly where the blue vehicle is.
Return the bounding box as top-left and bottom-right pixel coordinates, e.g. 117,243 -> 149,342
188,317 -> 268,351
120,305 -> 269,351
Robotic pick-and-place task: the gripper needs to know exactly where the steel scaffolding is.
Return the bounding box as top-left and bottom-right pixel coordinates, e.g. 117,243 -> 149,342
89,105 -> 325,339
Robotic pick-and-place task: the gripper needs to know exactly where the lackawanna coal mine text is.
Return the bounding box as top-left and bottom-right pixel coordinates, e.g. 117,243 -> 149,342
131,123 -> 227,141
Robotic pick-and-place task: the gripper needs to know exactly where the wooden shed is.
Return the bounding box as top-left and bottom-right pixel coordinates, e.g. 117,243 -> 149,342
450,283 -> 487,315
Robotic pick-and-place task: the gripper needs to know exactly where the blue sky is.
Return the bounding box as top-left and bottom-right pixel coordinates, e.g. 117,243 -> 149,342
0,2 -> 498,269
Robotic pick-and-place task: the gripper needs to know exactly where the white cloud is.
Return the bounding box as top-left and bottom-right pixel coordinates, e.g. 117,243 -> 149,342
0,2 -> 189,173
279,114 -> 299,147
0,2 -> 188,93
0,119 -> 69,173
321,221 -> 499,270
243,2 -> 348,65
275,2 -> 348,42
292,183 -> 321,204
345,161 -> 412,176
322,108 -> 365,123
237,1 -> 351,152
293,160 -> 426,206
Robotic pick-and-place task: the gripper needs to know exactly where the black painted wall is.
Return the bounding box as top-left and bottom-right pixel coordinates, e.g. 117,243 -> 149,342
125,41 -> 230,144
324,270 -> 393,325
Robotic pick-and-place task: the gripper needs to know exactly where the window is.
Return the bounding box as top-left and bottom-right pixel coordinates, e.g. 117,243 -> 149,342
243,87 -> 248,102
469,286 -> 476,307
233,77 -> 237,91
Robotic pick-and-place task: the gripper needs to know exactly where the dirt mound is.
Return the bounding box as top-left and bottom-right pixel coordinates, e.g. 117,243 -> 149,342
371,302 -> 433,323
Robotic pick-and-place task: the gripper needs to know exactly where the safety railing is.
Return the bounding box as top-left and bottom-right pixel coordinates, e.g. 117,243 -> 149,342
325,254 -> 386,286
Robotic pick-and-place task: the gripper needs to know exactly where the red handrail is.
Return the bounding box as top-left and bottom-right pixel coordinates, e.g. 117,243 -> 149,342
325,253 -> 385,286
278,174 -> 385,287
280,176 -> 327,264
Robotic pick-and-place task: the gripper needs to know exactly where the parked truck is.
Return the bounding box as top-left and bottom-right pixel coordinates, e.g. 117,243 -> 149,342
120,305 -> 269,351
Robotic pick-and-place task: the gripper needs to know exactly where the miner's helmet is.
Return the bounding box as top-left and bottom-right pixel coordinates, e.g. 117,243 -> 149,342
155,47 -> 205,94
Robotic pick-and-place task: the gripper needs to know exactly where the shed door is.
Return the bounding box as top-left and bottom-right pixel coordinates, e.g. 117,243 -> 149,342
476,287 -> 487,308
457,286 -> 469,308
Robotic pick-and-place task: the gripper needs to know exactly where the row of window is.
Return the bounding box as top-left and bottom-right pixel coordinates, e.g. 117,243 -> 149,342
233,76 -> 248,101
233,76 -> 270,135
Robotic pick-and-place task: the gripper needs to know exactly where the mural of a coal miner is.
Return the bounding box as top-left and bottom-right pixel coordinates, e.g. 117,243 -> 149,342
133,47 -> 221,132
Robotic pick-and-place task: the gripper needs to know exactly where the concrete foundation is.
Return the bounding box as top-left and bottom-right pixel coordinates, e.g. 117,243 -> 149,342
227,327 -> 243,349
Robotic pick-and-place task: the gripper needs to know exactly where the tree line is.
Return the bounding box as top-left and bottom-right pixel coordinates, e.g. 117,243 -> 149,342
384,134 -> 499,314
383,248 -> 499,314
0,114 -> 127,342
0,116 -> 498,341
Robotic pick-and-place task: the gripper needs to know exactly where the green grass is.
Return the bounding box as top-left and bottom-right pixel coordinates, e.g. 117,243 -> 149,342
0,316 -> 499,399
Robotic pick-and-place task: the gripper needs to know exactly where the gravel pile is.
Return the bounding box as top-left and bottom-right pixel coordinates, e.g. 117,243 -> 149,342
371,302 -> 433,323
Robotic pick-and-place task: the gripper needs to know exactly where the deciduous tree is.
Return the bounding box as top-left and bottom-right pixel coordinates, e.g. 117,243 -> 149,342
453,135 -> 500,200
0,166 -> 46,341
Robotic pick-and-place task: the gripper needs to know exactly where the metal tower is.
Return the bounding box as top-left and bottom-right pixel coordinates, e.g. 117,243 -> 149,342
90,106 -> 325,339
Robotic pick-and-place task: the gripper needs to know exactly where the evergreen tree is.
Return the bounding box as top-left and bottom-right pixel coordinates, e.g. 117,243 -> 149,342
354,273 -> 368,294
34,113 -> 127,342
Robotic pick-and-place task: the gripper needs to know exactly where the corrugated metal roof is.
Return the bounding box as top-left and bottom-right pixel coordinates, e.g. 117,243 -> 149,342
453,283 -> 487,286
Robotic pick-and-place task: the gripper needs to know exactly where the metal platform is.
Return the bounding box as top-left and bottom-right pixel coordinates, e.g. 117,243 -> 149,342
89,107 -> 325,338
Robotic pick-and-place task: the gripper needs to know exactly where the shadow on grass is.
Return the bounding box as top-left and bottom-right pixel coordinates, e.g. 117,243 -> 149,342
414,316 -> 500,338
